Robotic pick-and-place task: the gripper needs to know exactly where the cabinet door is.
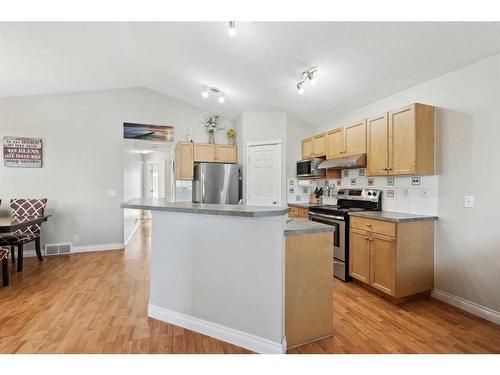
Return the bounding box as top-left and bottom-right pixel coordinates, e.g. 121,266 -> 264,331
389,105 -> 416,175
349,228 -> 370,283
176,142 -> 194,180
216,145 -> 237,163
302,138 -> 314,159
369,233 -> 396,296
313,134 -> 326,157
344,120 -> 366,156
326,128 -> 344,159
366,113 -> 389,176
194,144 -> 217,162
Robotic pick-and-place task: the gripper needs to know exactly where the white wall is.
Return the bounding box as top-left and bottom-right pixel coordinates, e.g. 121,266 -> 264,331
286,114 -> 316,181
236,112 -> 287,204
0,87 -> 233,250
316,53 -> 500,313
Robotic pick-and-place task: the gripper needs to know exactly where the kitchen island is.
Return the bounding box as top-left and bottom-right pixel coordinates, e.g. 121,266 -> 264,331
122,199 -> 333,353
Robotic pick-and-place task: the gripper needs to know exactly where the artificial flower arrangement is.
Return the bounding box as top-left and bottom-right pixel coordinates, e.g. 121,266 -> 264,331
201,113 -> 225,144
226,128 -> 236,145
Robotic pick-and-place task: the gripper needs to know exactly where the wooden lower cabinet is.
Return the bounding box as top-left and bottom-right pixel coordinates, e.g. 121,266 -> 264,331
349,229 -> 370,283
285,231 -> 333,349
349,217 -> 434,299
369,233 -> 396,296
288,206 -> 309,218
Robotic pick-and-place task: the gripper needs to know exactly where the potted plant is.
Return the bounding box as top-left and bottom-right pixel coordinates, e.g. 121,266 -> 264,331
201,113 -> 225,144
226,128 -> 236,145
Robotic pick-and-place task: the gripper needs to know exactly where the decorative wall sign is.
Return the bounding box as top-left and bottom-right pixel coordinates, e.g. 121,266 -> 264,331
3,136 -> 43,168
123,122 -> 174,142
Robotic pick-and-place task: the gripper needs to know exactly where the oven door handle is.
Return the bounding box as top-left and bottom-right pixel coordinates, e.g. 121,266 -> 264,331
309,212 -> 345,221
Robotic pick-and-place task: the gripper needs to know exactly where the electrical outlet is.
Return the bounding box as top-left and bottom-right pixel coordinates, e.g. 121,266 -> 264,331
464,195 -> 474,208
421,188 -> 429,199
412,176 -> 421,186
73,235 -> 80,243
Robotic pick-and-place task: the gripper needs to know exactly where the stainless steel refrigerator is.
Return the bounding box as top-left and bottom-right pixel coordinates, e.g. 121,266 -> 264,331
192,163 -> 239,204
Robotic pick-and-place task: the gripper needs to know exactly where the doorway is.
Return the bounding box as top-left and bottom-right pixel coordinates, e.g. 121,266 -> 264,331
246,141 -> 282,206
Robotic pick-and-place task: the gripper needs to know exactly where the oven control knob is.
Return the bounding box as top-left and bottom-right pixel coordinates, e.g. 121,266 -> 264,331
372,192 -> 377,196
368,191 -> 372,196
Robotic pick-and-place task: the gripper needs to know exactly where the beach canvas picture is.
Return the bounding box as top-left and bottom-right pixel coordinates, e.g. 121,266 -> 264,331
123,122 -> 174,142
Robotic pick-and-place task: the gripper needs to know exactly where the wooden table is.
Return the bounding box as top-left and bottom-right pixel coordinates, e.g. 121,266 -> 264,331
0,215 -> 50,271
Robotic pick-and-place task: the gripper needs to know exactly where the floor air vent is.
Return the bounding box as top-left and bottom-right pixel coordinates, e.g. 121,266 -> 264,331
45,243 -> 72,255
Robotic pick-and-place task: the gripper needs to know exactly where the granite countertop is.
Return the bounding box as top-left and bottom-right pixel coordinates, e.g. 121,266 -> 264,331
122,198 -> 289,218
284,218 -> 334,236
287,203 -> 323,208
348,210 -> 438,223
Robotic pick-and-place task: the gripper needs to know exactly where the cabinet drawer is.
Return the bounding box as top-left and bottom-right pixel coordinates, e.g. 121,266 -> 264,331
350,217 -> 396,237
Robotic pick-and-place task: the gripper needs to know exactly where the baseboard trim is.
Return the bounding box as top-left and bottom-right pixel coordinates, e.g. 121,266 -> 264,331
71,243 -> 124,253
148,304 -> 286,354
432,289 -> 500,325
125,220 -> 141,248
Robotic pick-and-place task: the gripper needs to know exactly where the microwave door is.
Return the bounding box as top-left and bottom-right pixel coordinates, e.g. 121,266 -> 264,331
297,161 -> 311,176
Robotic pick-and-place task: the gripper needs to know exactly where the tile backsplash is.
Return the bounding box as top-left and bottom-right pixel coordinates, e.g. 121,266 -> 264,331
288,168 -> 439,216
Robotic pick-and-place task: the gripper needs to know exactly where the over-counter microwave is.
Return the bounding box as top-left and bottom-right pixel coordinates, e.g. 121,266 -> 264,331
296,158 -> 326,178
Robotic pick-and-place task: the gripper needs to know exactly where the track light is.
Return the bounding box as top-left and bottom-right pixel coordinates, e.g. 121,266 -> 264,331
201,86 -> 210,98
228,21 -> 237,37
296,67 -> 318,94
201,86 -> 226,104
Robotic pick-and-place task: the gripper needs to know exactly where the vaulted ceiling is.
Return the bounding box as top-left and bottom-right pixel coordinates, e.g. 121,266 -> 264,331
2,22 -> 500,125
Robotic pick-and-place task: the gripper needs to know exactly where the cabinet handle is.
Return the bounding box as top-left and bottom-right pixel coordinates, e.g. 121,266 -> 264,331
382,167 -> 389,171
364,236 -> 370,240
366,224 -> 372,227
369,237 -> 373,241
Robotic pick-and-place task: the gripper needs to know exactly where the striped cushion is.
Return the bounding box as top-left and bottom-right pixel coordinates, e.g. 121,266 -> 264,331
10,198 -> 47,238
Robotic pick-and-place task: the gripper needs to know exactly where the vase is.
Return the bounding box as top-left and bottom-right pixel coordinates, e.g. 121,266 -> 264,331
228,138 -> 235,146
208,133 -> 215,144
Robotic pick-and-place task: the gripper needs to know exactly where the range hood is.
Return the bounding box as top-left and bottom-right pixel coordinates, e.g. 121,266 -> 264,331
317,153 -> 366,170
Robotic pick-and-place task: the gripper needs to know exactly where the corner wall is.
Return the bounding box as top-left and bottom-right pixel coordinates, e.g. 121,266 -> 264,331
0,87 -> 233,250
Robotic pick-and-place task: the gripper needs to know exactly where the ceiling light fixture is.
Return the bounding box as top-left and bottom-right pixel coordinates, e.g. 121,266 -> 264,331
228,21 -> 237,37
296,66 -> 318,94
201,86 -> 226,104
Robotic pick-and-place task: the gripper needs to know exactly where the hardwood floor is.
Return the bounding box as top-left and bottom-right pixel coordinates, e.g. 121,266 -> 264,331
1,220 -> 499,354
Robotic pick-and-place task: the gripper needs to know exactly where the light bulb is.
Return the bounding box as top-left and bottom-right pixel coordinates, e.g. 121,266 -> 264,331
228,21 -> 236,37
218,95 -> 225,103
201,90 -> 209,98
297,85 -> 304,95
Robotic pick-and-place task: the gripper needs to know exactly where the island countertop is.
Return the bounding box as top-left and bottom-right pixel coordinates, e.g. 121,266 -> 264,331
122,198 -> 289,218
285,218 -> 334,236
348,210 -> 438,223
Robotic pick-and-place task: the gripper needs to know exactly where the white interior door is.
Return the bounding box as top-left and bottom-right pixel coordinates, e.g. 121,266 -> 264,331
247,142 -> 281,206
145,161 -> 164,198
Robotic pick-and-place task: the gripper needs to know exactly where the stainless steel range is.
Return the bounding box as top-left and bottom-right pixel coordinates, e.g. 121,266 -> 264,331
308,188 -> 382,281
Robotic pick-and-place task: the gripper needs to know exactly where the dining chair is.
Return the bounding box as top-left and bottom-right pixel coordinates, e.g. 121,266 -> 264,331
0,198 -> 48,272
0,247 -> 9,287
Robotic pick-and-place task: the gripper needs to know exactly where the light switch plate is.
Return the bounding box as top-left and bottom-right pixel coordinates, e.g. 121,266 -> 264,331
412,176 -> 421,186
464,195 -> 474,208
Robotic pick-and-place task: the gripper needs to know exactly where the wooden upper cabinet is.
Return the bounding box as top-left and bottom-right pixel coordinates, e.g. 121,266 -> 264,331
216,145 -> 237,163
302,137 -> 314,159
344,120 -> 366,156
326,128 -> 344,159
176,142 -> 194,180
366,113 -> 389,176
389,103 -> 435,176
369,233 -> 396,296
313,134 -> 326,157
194,144 -> 217,162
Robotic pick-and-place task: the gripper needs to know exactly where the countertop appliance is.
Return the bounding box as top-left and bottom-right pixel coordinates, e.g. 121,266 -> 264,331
192,162 -> 239,204
308,188 -> 382,281
296,158 -> 326,178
